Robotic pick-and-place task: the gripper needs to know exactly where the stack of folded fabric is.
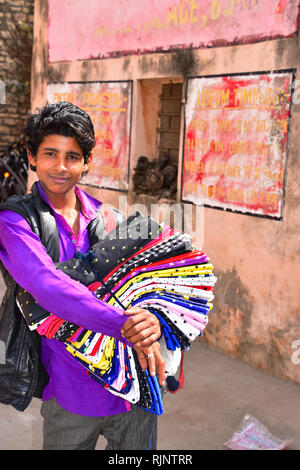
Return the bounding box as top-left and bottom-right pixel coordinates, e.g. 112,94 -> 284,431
16,212 -> 216,415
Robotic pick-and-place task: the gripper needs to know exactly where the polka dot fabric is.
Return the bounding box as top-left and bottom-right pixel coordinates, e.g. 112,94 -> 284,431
16,212 -> 217,415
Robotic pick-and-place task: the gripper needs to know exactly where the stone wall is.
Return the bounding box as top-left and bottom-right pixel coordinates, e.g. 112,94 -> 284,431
0,0 -> 34,150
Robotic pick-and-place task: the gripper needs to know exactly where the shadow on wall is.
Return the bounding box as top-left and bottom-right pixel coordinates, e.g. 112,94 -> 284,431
204,267 -> 254,359
204,267 -> 300,386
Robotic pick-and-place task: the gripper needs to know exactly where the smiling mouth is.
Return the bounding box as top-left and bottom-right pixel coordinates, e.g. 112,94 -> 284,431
49,176 -> 68,183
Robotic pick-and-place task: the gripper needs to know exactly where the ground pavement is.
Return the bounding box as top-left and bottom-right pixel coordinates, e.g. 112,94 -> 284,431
0,274 -> 299,450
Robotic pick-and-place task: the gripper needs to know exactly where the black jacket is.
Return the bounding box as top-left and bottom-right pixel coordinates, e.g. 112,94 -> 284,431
0,182 -> 124,411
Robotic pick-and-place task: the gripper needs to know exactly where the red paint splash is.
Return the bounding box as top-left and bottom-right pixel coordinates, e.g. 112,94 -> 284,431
276,0 -> 288,14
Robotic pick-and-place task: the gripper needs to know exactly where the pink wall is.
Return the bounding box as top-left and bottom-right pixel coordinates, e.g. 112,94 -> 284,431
48,0 -> 299,61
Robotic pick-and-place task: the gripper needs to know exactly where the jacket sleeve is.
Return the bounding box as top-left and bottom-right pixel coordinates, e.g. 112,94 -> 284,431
0,210 -> 131,344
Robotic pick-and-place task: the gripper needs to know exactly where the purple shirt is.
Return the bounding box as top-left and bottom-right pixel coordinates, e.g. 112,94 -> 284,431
0,182 -> 132,416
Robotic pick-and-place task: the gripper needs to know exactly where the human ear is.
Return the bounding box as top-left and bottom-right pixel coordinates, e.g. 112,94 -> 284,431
27,149 -> 37,172
86,153 -> 93,167
82,153 -> 93,176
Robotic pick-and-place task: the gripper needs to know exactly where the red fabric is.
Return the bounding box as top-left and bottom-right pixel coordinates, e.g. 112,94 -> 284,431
89,334 -> 104,356
168,351 -> 185,394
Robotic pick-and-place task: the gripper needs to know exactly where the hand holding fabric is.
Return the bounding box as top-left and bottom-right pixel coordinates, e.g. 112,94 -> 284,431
121,307 -> 161,348
133,341 -> 166,387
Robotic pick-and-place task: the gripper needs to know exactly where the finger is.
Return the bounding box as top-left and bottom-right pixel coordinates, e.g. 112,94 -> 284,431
123,309 -> 159,329
155,353 -> 166,387
149,343 -> 165,386
121,312 -> 149,333
121,314 -> 144,337
121,308 -> 139,335
134,347 -> 148,370
146,353 -> 156,377
134,332 -> 159,348
122,314 -> 159,337
127,325 -> 158,342
124,307 -> 143,316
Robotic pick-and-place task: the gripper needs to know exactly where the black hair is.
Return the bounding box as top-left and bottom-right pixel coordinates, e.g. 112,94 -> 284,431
24,102 -> 96,167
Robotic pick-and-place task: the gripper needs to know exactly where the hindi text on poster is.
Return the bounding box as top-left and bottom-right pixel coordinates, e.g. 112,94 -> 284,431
181,70 -> 294,218
48,0 -> 299,62
47,82 -> 132,191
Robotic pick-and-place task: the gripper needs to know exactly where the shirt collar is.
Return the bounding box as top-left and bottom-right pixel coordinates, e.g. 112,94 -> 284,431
37,181 -> 102,221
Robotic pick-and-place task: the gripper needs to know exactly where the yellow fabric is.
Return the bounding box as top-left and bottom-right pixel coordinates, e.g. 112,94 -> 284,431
70,330 -> 93,349
66,336 -> 116,374
106,263 -> 214,305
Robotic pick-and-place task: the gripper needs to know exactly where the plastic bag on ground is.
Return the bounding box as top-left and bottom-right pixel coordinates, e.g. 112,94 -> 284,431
224,413 -> 293,450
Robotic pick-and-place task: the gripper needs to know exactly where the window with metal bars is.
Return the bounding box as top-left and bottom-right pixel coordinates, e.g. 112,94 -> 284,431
157,82 -> 182,166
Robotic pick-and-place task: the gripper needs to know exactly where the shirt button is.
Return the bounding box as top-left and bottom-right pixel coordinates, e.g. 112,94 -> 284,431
72,239 -> 76,244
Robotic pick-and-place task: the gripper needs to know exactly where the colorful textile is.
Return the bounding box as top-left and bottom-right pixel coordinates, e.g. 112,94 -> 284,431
16,213 -> 217,415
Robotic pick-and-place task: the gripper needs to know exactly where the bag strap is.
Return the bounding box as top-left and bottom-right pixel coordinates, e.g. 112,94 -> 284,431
0,183 -> 60,263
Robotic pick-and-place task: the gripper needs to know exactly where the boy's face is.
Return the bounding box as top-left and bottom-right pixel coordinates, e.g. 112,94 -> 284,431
27,134 -> 92,199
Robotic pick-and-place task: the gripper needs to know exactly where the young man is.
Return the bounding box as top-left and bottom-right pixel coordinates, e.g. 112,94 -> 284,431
0,102 -> 165,450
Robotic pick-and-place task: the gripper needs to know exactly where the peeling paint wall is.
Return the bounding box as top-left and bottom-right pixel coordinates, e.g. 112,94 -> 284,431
30,0 -> 300,385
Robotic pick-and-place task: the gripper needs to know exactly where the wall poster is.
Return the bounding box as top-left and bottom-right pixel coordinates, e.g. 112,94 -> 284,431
48,0 -> 299,62
47,81 -> 132,191
181,70 -> 295,219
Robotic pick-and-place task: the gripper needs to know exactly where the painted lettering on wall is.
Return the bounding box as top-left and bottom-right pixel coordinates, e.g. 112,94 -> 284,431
48,0 -> 299,62
181,70 -> 294,219
47,81 -> 132,191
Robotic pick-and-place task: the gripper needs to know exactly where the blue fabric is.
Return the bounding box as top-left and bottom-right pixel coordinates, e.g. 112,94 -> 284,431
142,370 -> 163,416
